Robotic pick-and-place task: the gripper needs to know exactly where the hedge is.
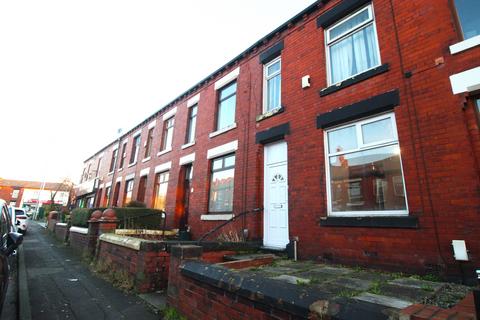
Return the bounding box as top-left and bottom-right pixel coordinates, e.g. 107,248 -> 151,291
114,208 -> 166,230
70,207 -> 165,229
70,207 -> 107,227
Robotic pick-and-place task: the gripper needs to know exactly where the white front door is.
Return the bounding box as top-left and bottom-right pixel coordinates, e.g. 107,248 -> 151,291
264,141 -> 289,249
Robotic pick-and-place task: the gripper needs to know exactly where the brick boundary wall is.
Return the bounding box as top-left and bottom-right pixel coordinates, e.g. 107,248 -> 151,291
69,227 -> 92,257
167,245 -> 400,320
53,223 -> 69,243
97,234 -> 170,293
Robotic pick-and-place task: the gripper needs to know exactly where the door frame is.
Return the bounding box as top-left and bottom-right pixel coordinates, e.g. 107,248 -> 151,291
263,141 -> 289,248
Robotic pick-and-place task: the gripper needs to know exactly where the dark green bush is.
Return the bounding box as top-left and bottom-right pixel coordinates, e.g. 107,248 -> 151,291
125,200 -> 147,208
70,207 -> 107,227
70,208 -> 92,227
114,208 -> 166,230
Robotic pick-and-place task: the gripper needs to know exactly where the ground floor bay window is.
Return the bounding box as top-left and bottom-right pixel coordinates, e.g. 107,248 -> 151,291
209,154 -> 235,213
153,171 -> 169,210
325,113 -> 408,216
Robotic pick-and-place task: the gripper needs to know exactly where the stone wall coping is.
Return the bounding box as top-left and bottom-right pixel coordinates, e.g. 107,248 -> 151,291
180,260 -> 390,319
100,233 -> 142,251
56,223 -> 68,227
69,226 -> 88,235
99,233 -> 167,252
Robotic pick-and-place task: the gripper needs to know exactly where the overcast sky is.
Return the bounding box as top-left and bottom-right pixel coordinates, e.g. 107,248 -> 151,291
0,0 -> 316,183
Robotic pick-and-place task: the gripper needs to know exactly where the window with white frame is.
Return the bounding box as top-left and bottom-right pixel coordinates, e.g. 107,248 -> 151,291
144,127 -> 154,158
109,149 -> 118,173
124,179 -> 134,205
326,4 -> 380,85
216,82 -> 237,131
130,135 -> 141,164
264,57 -> 281,112
185,104 -> 197,144
209,154 -> 235,213
161,117 -> 175,151
325,113 -> 407,216
453,0 -> 480,40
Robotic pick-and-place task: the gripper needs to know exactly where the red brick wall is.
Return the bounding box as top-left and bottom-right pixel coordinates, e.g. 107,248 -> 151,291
96,240 -> 170,293
69,230 -> 91,255
54,224 -> 69,242
81,0 -> 480,279
167,247 -> 298,320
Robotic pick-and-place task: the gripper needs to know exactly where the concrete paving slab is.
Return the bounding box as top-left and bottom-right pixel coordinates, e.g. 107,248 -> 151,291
271,274 -> 311,285
310,266 -> 353,276
258,266 -> 298,275
294,270 -> 340,282
389,277 -> 444,291
138,292 -> 166,312
224,253 -> 275,261
378,283 -> 434,302
329,277 -> 373,291
27,267 -> 64,278
354,292 -> 412,309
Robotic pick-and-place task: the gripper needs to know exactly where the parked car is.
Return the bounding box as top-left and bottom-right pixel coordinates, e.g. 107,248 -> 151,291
0,199 -> 23,316
9,207 -> 27,234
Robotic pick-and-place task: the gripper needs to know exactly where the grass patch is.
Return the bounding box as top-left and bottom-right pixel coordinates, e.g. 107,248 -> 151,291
411,274 -> 442,282
91,258 -> 135,292
421,284 -> 434,292
163,307 -> 187,320
368,280 -> 383,295
296,279 -> 310,286
338,289 -> 362,298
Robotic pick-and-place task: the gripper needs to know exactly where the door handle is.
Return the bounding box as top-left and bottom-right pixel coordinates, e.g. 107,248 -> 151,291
273,204 -> 283,209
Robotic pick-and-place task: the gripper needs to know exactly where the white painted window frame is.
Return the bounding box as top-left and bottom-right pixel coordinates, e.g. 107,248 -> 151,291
325,4 -> 382,86
324,112 -> 409,217
263,56 -> 282,113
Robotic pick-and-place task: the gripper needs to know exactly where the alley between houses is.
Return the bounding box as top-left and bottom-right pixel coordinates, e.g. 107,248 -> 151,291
21,222 -> 159,320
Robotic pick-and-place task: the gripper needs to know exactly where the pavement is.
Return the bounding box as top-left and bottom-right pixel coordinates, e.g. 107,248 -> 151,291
19,222 -> 160,320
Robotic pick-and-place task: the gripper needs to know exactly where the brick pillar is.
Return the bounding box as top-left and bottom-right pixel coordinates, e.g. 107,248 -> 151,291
87,210 -> 103,257
167,245 -> 203,307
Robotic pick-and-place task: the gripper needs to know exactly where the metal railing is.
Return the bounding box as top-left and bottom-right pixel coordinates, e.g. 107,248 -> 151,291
197,208 -> 262,244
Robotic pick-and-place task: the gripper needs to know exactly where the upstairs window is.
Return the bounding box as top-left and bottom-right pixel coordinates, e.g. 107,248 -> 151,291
96,157 -> 102,177
161,117 -> 175,151
325,113 -> 408,216
326,4 -> 380,85
119,142 -> 127,169
129,135 -> 141,165
264,57 -> 282,113
185,104 -> 197,144
453,0 -> 480,40
209,154 -> 235,213
217,82 -> 237,131
144,127 -> 154,158
109,149 -> 118,173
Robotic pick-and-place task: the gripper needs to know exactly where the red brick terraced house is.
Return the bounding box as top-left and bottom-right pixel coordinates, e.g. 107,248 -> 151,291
75,0 -> 480,282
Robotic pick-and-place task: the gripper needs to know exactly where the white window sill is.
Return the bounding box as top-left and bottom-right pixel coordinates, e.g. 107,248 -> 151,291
181,142 -> 195,150
157,148 -> 172,157
209,123 -> 237,138
142,157 -> 151,163
201,214 -> 235,221
450,35 -> 480,55
117,168 -> 123,172
256,106 -> 284,122
107,172 -> 114,176
328,211 -> 408,217
127,162 -> 137,168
